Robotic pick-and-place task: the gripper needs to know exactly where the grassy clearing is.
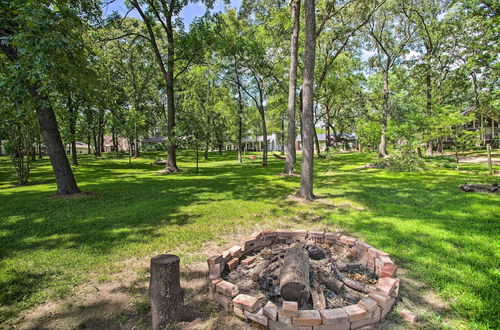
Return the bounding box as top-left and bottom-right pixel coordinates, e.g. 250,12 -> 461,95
0,150 -> 498,329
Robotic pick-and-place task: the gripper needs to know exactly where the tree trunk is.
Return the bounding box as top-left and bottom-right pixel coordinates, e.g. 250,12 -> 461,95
283,0 -> 300,175
28,85 -> 80,195
149,254 -> 183,330
235,58 -> 244,164
297,0 -> 316,200
425,67 -> 433,156
378,69 -> 389,158
260,108 -> 268,167
132,1 -> 180,173
280,243 -> 310,304
87,135 -> 91,154
314,129 -> 321,157
68,95 -> 78,166
0,138 -> 2,156
487,143 -> 493,175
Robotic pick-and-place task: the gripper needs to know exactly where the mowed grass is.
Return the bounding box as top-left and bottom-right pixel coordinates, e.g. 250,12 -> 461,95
0,150 -> 499,329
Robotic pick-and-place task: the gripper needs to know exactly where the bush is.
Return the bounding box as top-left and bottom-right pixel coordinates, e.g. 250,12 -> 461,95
374,150 -> 426,172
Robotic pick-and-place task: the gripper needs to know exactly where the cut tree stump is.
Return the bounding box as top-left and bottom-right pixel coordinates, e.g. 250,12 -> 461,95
279,243 -> 310,304
150,254 -> 183,330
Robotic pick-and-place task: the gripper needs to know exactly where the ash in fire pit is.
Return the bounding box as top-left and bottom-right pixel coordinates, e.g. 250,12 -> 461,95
226,242 -> 375,310
208,230 -> 399,329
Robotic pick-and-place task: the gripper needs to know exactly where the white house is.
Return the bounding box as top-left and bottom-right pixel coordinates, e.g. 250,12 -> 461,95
226,133 -> 281,152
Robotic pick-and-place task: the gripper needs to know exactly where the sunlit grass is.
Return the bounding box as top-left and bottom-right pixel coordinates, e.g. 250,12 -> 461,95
0,150 -> 498,328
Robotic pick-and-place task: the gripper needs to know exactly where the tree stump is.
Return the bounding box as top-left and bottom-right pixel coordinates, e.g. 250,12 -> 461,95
279,243 -> 310,304
149,254 -> 183,329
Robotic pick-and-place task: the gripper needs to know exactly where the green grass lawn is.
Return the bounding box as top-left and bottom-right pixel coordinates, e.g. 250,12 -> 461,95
0,150 -> 498,329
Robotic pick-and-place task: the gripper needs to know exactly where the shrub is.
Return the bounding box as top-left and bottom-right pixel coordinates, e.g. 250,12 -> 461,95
374,150 -> 426,172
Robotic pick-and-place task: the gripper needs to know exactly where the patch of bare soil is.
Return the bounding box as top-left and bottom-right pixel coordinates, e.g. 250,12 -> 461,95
11,230 -> 454,330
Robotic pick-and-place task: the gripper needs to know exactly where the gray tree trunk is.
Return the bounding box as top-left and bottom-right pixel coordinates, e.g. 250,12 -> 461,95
378,68 -> 389,158
297,0 -> 316,200
150,254 -> 183,329
29,85 -> 81,195
283,0 -> 300,174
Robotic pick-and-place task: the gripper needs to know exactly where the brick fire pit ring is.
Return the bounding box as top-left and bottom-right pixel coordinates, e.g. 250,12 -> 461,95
207,230 -> 399,329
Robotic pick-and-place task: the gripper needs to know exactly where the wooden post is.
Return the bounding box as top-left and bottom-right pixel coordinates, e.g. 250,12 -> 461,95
150,254 -> 183,329
487,144 -> 493,176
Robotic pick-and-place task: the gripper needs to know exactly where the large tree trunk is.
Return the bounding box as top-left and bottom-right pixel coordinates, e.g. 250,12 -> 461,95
28,85 -> 80,195
164,16 -> 181,173
297,0 -> 316,200
378,69 -> 389,158
149,254 -> 183,329
280,243 -> 310,304
283,0 -> 300,175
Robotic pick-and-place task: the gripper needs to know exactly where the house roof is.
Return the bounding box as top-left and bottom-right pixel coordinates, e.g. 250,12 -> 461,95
241,134 -> 277,143
296,133 -> 357,142
143,136 -> 167,143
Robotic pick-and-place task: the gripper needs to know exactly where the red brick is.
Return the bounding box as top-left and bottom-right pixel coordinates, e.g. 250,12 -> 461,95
216,280 -> 239,297
325,232 -> 341,243
319,308 -> 349,324
209,278 -> 222,294
276,229 -> 292,239
339,235 -> 357,246
241,256 -> 256,266
229,245 -> 244,258
214,292 -> 233,311
343,304 -> 368,322
400,310 -> 418,323
262,230 -> 277,237
233,306 -> 245,318
269,319 -> 294,330
292,230 -> 308,237
209,263 -> 222,279
263,301 -> 278,321
376,277 -> 399,297
368,292 -> 393,306
243,238 -> 259,252
308,231 -> 325,238
376,255 -> 396,277
280,301 -> 299,317
367,247 -> 388,259
314,325 -> 348,330
244,308 -> 268,326
207,255 -> 222,266
358,297 -> 378,312
251,231 -> 263,239
351,305 -> 381,329
292,310 -> 322,326
278,314 -> 292,324
233,294 -> 259,312
227,258 -> 239,271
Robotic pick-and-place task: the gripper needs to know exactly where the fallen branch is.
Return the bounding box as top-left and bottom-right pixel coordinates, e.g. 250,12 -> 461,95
330,262 -> 376,294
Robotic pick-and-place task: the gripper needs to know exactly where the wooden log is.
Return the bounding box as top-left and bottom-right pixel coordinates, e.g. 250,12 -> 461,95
149,254 -> 183,330
250,259 -> 270,281
279,243 -> 310,303
330,262 -> 376,294
310,260 -> 344,293
310,279 -> 326,310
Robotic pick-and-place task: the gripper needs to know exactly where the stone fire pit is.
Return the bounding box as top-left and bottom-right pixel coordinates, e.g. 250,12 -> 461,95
207,230 -> 399,329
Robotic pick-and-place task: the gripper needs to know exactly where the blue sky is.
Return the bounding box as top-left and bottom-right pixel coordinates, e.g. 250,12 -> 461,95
102,0 -> 242,27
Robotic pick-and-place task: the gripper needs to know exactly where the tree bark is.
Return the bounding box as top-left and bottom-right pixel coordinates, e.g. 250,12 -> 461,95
149,254 -> 183,330
379,68 -> 389,158
297,0 -> 316,200
283,0 -> 301,174
68,94 -> 78,166
28,85 -> 80,195
260,107 -> 268,167
425,67 -> 433,156
234,57 -> 244,164
279,243 -> 310,304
